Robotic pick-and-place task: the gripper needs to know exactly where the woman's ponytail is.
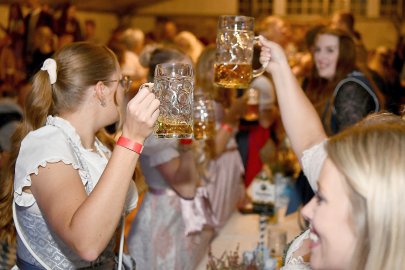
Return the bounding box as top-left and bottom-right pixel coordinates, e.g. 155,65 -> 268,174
26,70 -> 54,130
0,68 -> 54,243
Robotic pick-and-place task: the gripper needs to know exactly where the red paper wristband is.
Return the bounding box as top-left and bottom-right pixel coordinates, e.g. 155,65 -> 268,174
221,123 -> 234,134
179,139 -> 193,145
116,136 -> 143,154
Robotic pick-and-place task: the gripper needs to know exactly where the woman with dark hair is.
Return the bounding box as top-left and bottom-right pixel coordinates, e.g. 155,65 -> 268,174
304,27 -> 383,135
295,27 -> 384,226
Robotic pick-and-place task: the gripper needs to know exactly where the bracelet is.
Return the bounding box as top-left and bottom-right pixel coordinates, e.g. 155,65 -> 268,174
178,139 -> 193,152
179,139 -> 193,145
116,136 -> 143,154
221,123 -> 234,134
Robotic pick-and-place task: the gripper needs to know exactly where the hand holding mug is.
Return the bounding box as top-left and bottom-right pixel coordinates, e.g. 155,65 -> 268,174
153,63 -> 194,139
122,84 -> 160,142
259,36 -> 290,74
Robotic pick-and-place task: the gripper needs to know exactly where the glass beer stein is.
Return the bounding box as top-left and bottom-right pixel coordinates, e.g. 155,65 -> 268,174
214,15 -> 267,89
244,88 -> 259,121
152,63 -> 194,138
193,93 -> 216,140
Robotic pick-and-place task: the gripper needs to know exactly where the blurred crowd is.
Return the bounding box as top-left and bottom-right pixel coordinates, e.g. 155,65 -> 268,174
0,1 -> 404,112
0,0 -> 404,269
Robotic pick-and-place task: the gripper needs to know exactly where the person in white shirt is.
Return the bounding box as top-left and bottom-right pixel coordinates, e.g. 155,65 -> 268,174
1,42 -> 159,269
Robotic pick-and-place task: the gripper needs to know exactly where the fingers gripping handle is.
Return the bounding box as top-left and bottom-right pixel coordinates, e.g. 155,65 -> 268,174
253,36 -> 269,78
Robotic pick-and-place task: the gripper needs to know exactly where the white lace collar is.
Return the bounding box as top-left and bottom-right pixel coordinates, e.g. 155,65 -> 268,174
46,115 -> 85,148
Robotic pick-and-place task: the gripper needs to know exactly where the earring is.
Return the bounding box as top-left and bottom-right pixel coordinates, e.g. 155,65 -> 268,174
100,100 -> 106,107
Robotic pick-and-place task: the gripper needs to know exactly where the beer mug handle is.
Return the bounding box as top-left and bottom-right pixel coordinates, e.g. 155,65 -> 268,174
252,36 -> 269,78
139,82 -> 154,92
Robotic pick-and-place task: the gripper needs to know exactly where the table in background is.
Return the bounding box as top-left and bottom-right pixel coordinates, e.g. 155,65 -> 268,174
196,208 -> 302,269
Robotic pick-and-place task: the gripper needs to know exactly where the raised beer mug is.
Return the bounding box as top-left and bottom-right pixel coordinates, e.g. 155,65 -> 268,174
152,62 -> 194,139
214,15 -> 267,89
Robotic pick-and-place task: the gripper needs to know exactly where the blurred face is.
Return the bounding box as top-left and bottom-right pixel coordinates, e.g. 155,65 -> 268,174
276,20 -> 291,46
67,6 -> 76,18
331,14 -> 348,33
301,159 -> 356,270
164,22 -> 177,41
314,34 -> 339,80
85,22 -> 96,36
27,0 -> 40,9
262,19 -> 290,47
11,5 -> 19,18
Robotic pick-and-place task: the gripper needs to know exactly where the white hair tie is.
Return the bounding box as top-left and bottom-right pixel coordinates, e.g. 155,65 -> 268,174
41,58 -> 57,85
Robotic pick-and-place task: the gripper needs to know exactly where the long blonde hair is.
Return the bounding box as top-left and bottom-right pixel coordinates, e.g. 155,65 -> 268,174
0,42 -> 119,243
326,117 -> 405,270
195,45 -> 216,99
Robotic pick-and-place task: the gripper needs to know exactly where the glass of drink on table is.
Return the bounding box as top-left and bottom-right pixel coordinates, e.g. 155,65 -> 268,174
244,88 -> 259,121
193,93 -> 216,140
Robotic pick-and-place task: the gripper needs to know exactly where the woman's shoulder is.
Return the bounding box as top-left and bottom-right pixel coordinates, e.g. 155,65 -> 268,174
19,124 -> 76,164
336,70 -> 374,92
15,125 -> 80,207
301,140 -> 328,192
22,124 -> 66,148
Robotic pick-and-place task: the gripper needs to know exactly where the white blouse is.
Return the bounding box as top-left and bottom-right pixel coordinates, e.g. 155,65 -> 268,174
13,116 -> 137,268
14,115 -> 138,211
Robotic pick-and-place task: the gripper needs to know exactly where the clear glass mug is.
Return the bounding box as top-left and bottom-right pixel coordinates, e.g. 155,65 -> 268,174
214,15 -> 268,89
244,88 -> 259,121
193,93 -> 216,140
152,63 -> 194,139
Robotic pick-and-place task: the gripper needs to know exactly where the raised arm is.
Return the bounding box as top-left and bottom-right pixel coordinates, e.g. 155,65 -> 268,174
259,36 -> 327,159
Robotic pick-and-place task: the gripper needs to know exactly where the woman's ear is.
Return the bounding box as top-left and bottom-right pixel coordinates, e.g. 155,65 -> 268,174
94,81 -> 107,107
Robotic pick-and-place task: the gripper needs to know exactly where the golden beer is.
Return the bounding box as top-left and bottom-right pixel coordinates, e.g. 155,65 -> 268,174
193,119 -> 216,140
214,63 -> 253,89
244,88 -> 259,121
155,116 -> 193,139
244,104 -> 259,121
152,63 -> 194,138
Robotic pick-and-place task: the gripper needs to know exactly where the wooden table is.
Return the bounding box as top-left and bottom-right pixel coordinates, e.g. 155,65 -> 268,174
196,208 -> 302,269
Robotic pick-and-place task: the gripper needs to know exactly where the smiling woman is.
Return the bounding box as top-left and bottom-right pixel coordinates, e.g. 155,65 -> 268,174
303,27 -> 383,135
302,158 -> 356,270
259,36 -> 405,270
296,117 -> 405,270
